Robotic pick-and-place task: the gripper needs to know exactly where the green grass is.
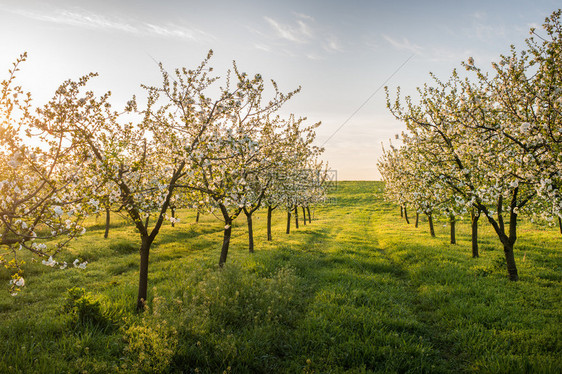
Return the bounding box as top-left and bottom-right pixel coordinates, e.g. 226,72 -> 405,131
0,181 -> 560,373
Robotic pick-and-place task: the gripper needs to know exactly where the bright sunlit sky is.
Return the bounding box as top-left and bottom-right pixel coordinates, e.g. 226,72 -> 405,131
0,0 -> 559,180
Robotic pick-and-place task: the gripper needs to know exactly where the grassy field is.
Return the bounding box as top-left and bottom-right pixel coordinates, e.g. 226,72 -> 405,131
0,181 -> 560,373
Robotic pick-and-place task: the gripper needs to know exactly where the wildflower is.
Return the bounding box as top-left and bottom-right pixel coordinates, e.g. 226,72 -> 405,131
10,277 -> 25,287
53,206 -> 64,217
73,259 -> 87,269
42,256 -> 57,267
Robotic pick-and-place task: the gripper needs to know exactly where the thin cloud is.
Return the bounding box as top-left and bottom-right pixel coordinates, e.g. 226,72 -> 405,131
144,23 -> 212,41
382,34 -> 424,55
294,12 -> 314,21
8,7 -> 214,42
323,36 -> 343,53
11,8 -> 138,33
466,11 -> 508,43
254,43 -> 272,52
473,23 -> 507,42
261,13 -> 344,59
264,16 -> 313,44
471,11 -> 487,21
381,34 -> 477,63
306,52 -> 324,61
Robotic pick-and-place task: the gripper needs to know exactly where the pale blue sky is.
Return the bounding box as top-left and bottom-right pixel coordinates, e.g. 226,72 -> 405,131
0,0 -> 559,179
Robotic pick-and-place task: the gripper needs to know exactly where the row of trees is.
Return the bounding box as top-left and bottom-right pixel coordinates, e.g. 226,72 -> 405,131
378,10 -> 562,281
0,51 -> 329,309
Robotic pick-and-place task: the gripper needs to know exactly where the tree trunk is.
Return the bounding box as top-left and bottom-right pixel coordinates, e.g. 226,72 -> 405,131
267,206 -> 273,241
219,219 -> 233,267
302,206 -> 307,226
136,236 -> 154,312
400,206 -> 403,218
450,214 -> 456,244
404,206 -> 410,224
559,216 -> 562,235
505,200 -> 519,281
415,213 -> 419,228
502,239 -> 519,281
294,207 -> 299,229
171,207 -> 176,227
195,211 -> 200,223
484,190 -> 520,281
246,211 -> 254,253
307,206 -> 311,223
427,213 -> 435,237
286,210 -> 291,234
471,208 -> 479,258
104,205 -> 110,239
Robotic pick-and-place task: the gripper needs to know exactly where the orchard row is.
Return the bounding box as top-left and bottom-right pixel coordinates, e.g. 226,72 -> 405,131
378,11 -> 562,281
0,51 -> 330,309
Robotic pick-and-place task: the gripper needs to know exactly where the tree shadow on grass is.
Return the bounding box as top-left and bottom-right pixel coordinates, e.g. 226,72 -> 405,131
87,219 -> 131,233
155,224 -> 224,247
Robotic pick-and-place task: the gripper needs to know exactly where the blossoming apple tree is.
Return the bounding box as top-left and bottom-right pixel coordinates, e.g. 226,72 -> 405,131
1,54 -> 93,295
172,62 -> 305,266
38,52 -> 227,311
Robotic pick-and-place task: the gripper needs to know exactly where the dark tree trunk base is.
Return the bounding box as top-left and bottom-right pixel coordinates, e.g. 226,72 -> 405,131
471,210 -> 479,258
404,206 -> 410,224
450,216 -> 456,244
104,206 -> 110,239
427,213 -> 435,237
246,213 -> 254,253
136,237 -> 153,312
503,242 -> 519,281
267,206 -> 273,241
219,223 -> 232,267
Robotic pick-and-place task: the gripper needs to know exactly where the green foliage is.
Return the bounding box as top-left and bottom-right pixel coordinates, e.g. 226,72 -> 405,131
187,264 -> 301,329
170,264 -> 306,371
63,287 -> 117,331
123,318 -> 177,373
